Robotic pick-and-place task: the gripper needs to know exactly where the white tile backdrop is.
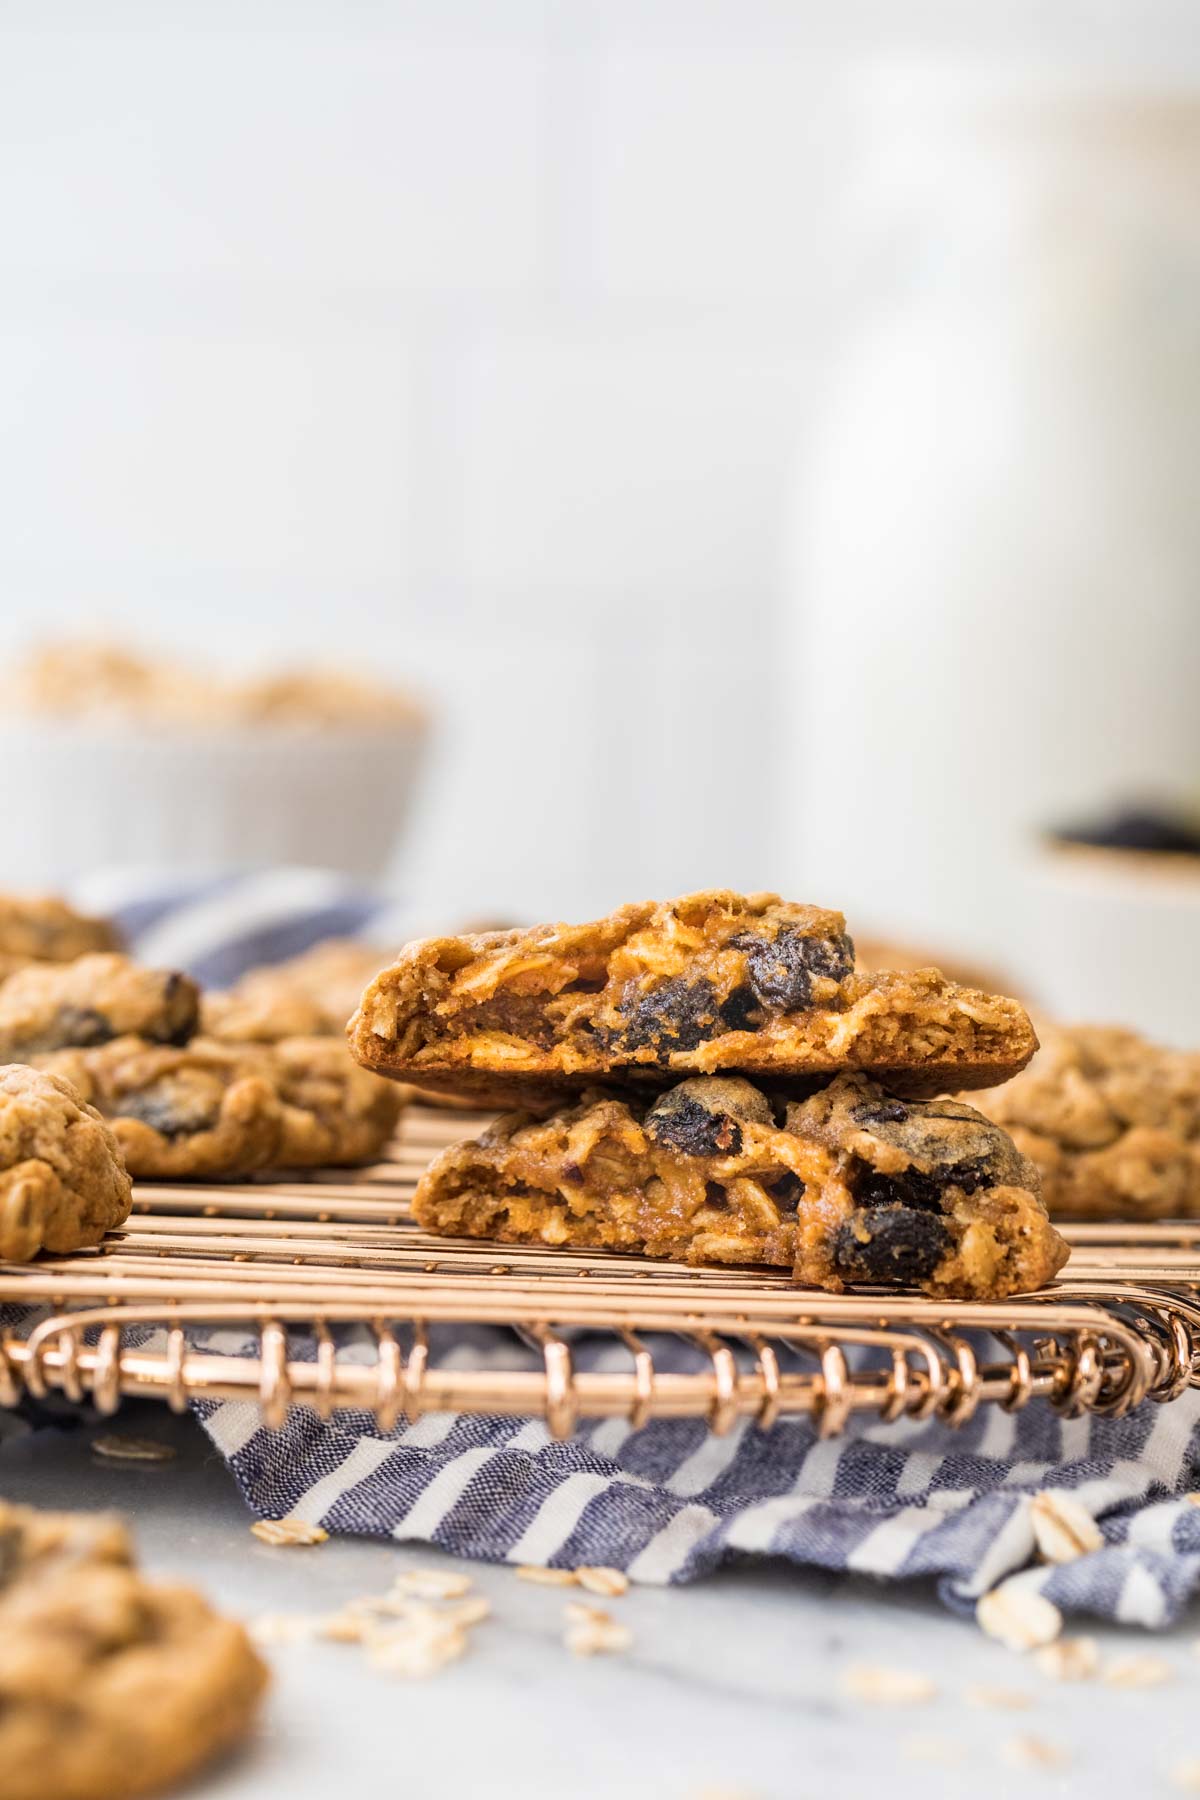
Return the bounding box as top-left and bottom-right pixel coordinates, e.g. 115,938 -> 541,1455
1,1 -> 1197,925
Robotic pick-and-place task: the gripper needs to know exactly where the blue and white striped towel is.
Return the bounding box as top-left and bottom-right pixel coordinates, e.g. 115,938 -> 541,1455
64,872 -> 1200,1620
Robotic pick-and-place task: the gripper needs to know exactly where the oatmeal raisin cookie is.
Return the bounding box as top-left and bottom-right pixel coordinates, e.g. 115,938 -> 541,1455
413,1071 -> 1066,1299
0,1500 -> 266,1800
0,1064 -> 131,1261
0,955 -> 199,1059
351,891 -> 1038,1106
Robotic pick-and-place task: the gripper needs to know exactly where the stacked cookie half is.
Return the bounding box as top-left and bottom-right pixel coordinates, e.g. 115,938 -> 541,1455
348,891 -> 1068,1299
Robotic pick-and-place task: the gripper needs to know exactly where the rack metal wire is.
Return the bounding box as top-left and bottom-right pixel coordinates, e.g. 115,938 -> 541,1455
0,1106 -> 1197,1439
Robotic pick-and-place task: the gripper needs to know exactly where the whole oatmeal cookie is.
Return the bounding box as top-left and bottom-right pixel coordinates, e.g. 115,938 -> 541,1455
413,1071 -> 1066,1298
40,1035 -> 402,1178
975,1023 -> 1200,1219
350,891 -> 1038,1107
39,1039 -> 285,1180
268,1035 -> 404,1166
204,939 -> 391,1043
0,893 -> 121,967
0,1064 -> 131,1261
0,1500 -> 266,1800
0,955 -> 199,1059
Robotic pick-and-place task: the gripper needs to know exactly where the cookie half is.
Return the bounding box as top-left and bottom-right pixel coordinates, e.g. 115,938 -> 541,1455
350,890 -> 1038,1106
413,1071 -> 1067,1299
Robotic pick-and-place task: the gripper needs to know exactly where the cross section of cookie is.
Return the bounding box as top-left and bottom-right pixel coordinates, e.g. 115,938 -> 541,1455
350,891 -> 1038,1106
0,954 -> 200,1058
975,1023 -> 1200,1219
413,1072 -> 1067,1298
40,1034 -> 403,1179
0,1500 -> 267,1800
0,1064 -> 132,1261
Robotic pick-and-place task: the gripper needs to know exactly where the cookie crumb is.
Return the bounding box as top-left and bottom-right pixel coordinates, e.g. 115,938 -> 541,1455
1030,1490 -> 1104,1563
1034,1637 -> 1099,1681
977,1581 -> 1062,1651
1002,1735 -> 1069,1770
840,1664 -> 937,1704
250,1518 -> 329,1547
92,1434 -> 177,1463
249,1612 -> 319,1647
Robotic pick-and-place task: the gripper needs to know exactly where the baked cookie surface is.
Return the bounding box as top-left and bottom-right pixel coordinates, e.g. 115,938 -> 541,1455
0,1064 -> 131,1261
0,893 -> 121,967
976,1023 -> 1200,1219
204,940 -> 390,1042
350,891 -> 1038,1105
0,1501 -> 266,1800
0,954 -> 199,1059
413,1072 -> 1066,1298
40,1034 -> 402,1179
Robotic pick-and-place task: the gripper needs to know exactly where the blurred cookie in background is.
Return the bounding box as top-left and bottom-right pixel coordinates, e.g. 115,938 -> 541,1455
0,891 -> 122,980
853,934 -> 1030,1003
973,1020 -> 1200,1220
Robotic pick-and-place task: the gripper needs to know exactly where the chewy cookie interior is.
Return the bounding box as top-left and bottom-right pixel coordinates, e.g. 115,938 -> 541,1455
413,1072 -> 1067,1299
351,890 -> 1038,1101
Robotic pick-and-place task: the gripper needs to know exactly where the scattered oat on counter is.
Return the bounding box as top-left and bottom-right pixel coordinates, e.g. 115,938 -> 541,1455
977,1580 -> 1063,1651
250,1575 -> 491,1679
964,1684 -> 1034,1710
249,1613 -> 321,1648
1034,1637 -> 1099,1682
576,1566 -> 629,1598
91,1433 -> 177,1463
1002,1735 -> 1069,1771
516,1565 -> 579,1586
840,1664 -> 937,1705
563,1602 -> 633,1657
1102,1652 -> 1173,1690
391,1567 -> 474,1600
1029,1490 -> 1104,1563
250,1518 -> 329,1547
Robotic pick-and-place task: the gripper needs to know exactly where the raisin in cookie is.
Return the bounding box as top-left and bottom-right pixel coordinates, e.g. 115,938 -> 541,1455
413,1072 -> 1066,1298
0,893 -> 121,968
0,955 -> 199,1059
0,1064 -> 131,1261
350,891 -> 1038,1108
0,1501 -> 266,1800
40,1035 -> 402,1179
40,1039 -> 285,1180
975,1023 -> 1200,1219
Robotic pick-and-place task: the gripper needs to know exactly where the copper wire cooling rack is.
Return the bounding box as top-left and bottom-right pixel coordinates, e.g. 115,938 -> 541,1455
1,1106 -> 1199,1440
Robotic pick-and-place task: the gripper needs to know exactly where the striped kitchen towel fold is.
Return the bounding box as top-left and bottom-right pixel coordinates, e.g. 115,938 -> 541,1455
57,873 -> 1200,1618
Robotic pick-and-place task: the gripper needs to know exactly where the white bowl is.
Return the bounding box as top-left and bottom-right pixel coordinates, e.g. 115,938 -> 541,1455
1024,843 -> 1200,1047
0,719 -> 427,887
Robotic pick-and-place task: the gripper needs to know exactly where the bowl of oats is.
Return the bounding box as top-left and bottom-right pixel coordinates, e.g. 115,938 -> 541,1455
0,641 -> 430,886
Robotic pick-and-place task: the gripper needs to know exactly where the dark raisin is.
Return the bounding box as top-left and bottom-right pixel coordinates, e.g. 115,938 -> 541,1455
764,1169 -> 804,1211
561,1161 -> 585,1186
118,1089 -> 218,1139
851,1097 -> 909,1127
26,1006 -> 115,1053
855,1167 -> 946,1212
740,929 -> 854,1012
646,1094 -> 743,1158
617,977 -> 722,1061
703,1180 -> 729,1211
833,1208 -> 952,1284
719,983 -> 761,1032
158,972 -> 200,1046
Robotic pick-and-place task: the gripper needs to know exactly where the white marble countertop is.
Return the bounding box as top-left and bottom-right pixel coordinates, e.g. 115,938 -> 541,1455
4,1402 -> 1198,1800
